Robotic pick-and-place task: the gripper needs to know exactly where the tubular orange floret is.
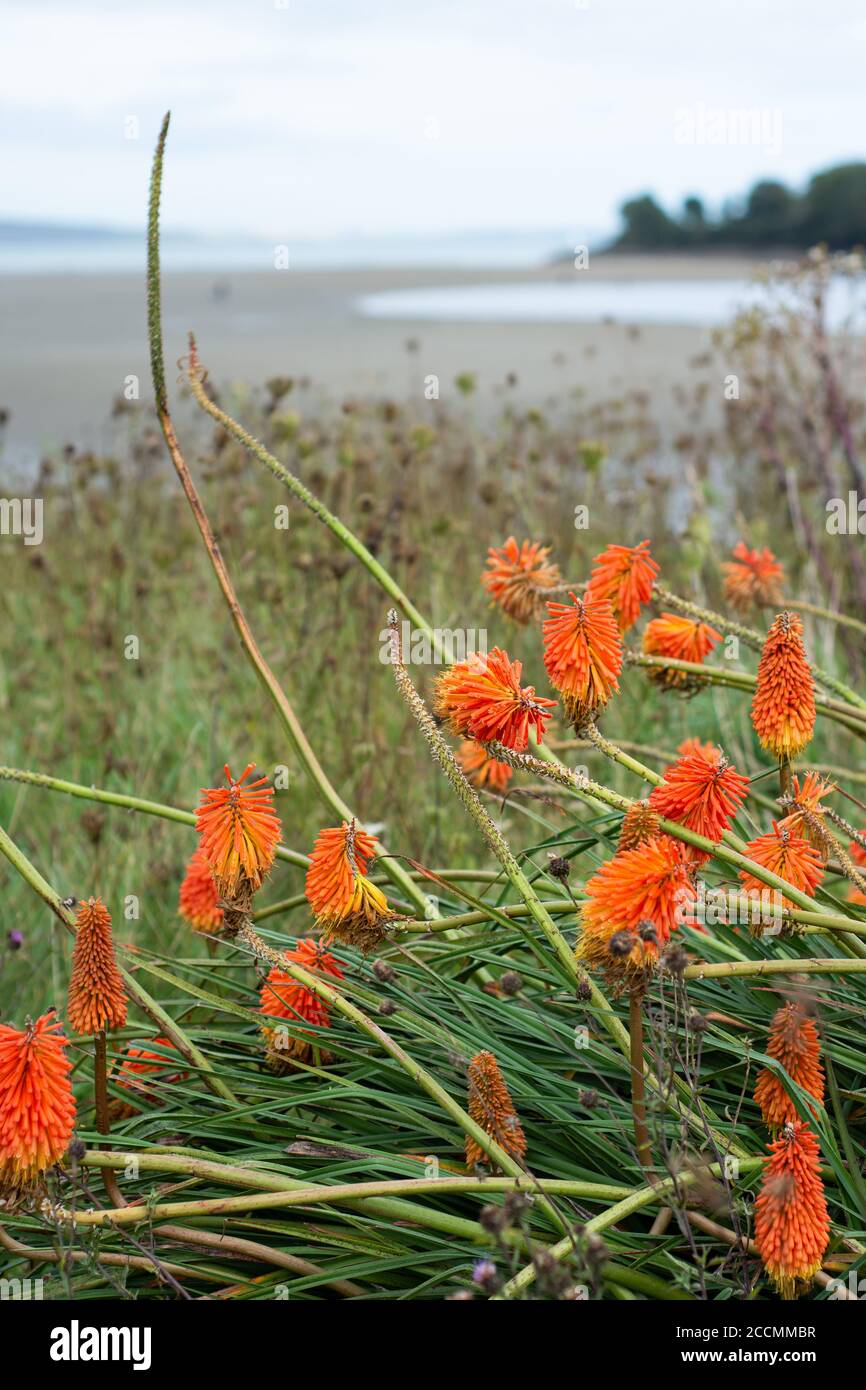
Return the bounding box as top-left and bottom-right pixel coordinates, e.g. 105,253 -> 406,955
754,1002 -> 824,1134
642,612 -> 721,689
751,613 -> 816,760
260,938 -> 344,1069
465,1050 -> 527,1171
578,836 -> 696,984
648,744 -> 749,859
434,647 -> 556,752
455,739 -> 513,794
178,846 -> 224,932
618,801 -> 661,852
739,822 -> 824,914
585,539 -> 659,631
481,536 -> 561,625
754,1121 -> 829,1299
722,541 -> 785,614
0,1012 -> 76,1198
305,820 -> 392,951
68,897 -> 128,1036
195,763 -> 282,898
542,591 -> 622,727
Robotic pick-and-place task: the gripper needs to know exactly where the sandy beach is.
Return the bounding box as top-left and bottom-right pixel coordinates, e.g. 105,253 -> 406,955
0,254 -> 762,471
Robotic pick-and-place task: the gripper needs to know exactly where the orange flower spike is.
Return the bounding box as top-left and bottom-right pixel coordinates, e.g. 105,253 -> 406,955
543,592 -> 622,725
481,536 -> 561,625
585,539 -> 659,632
260,939 -> 344,1065
465,1050 -> 527,1170
195,763 -> 282,896
777,773 -> 835,856
649,745 -> 749,846
751,613 -> 816,760
178,846 -> 224,932
68,897 -> 128,1036
739,822 -> 824,912
754,1003 -> 824,1134
754,1122 -> 830,1299
434,647 -> 556,752
581,835 -> 696,947
456,740 -> 513,794
305,820 -> 392,950
722,541 -> 785,614
0,1012 -> 76,1196
618,801 -> 661,852
642,613 -> 721,688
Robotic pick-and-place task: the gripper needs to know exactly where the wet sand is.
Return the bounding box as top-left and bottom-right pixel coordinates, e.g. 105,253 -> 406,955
0,254 -> 761,471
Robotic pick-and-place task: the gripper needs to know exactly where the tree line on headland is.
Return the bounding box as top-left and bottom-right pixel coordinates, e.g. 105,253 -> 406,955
612,162 -> 866,252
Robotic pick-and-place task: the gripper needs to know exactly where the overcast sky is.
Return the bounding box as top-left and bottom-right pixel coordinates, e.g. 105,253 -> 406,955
3,0 -> 866,241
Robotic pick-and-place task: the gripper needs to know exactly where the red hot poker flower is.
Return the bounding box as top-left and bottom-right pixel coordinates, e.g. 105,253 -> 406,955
739,822 -> 824,913
260,938 -> 344,1066
543,592 -> 622,726
178,846 -> 224,933
754,1002 -> 824,1134
68,897 -> 128,1036
754,1122 -> 829,1299
648,744 -> 749,853
0,1012 -> 76,1196
585,540 -> 659,631
642,613 -> 721,688
481,536 -> 561,625
579,836 -> 696,980
305,820 -> 391,951
195,763 -> 281,897
751,613 -> 816,760
434,647 -> 555,751
722,541 -> 784,614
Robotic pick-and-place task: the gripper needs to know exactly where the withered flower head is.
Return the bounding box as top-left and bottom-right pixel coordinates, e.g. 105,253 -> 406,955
481,536 -> 561,625
543,592 -> 622,727
178,846 -> 224,933
0,1012 -> 76,1198
722,541 -> 784,614
754,1002 -> 824,1134
585,540 -> 659,632
434,647 -> 555,751
465,1050 -> 527,1171
754,1122 -> 829,1299
305,820 -> 392,951
195,763 -> 281,897
751,613 -> 816,760
68,897 -> 128,1036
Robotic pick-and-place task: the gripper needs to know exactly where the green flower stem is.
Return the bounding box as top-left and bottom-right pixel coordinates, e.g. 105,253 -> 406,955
0,764 -> 310,869
682,956 -> 866,980
498,1155 -> 765,1299
0,821 -> 238,1106
774,598 -> 866,638
654,584 -> 866,711
147,117 -> 433,927
629,654 -> 866,738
